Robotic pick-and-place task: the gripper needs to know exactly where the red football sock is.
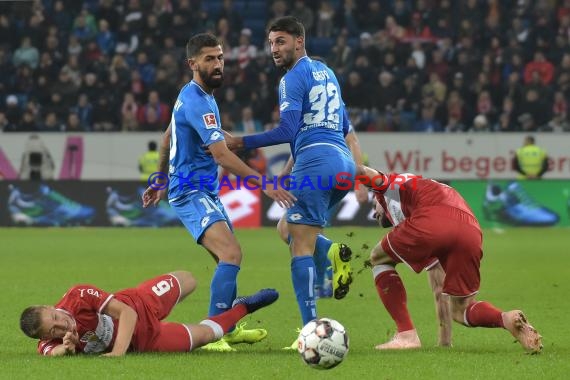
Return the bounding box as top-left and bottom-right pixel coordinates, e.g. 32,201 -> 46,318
465,301 -> 504,328
375,270 -> 415,332
207,304 -> 248,334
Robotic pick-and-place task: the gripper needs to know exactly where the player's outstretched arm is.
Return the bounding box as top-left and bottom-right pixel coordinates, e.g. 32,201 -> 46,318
142,124 -> 171,208
101,299 -> 138,357
427,263 -> 453,347
209,140 -> 296,208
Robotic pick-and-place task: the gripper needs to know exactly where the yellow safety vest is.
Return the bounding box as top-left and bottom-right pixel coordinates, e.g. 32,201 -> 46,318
516,145 -> 546,179
139,151 -> 159,180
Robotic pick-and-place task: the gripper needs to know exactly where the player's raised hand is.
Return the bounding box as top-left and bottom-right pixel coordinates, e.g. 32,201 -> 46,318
263,184 -> 296,208
142,187 -> 166,208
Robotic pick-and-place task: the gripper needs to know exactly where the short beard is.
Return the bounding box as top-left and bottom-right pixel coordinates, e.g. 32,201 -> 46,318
199,68 -> 224,89
275,51 -> 294,69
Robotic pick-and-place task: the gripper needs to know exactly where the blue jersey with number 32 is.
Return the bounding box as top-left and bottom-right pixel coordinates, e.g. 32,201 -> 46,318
168,81 -> 224,200
279,56 -> 350,160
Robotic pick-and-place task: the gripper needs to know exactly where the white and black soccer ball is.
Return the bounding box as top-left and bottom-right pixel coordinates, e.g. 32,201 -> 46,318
297,318 -> 349,370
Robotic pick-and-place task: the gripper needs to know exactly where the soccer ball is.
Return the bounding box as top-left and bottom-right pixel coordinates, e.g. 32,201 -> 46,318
297,318 -> 349,370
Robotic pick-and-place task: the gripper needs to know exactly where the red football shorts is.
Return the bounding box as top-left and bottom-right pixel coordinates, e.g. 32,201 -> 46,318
115,273 -> 192,352
381,206 -> 483,297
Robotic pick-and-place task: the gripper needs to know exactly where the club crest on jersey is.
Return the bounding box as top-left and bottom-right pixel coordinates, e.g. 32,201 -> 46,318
202,113 -> 218,129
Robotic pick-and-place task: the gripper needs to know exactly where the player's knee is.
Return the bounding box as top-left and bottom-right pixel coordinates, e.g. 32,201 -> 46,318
369,244 -> 393,266
217,245 -> 242,265
171,271 -> 197,296
276,217 -> 289,244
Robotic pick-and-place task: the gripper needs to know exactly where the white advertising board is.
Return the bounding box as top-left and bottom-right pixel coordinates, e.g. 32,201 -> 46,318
1,132 -> 569,179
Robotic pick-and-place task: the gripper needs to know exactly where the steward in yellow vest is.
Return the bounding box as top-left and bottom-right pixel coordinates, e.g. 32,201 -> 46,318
139,141 -> 160,181
512,136 -> 548,179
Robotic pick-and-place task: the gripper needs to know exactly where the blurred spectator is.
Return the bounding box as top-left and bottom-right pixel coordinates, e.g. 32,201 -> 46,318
115,22 -> 138,54
0,112 -> 13,132
136,90 -> 169,129
268,0 -> 288,29
328,35 -> 353,77
229,29 -> 257,70
263,107 -> 280,131
521,88 -> 549,128
358,0 -> 386,34
291,1 -> 314,35
405,11 -> 433,43
220,110 -> 236,132
135,51 -> 156,86
469,114 -> 491,132
218,0 -> 243,42
518,113 -> 537,132
524,51 -> 554,85
70,94 -> 93,130
316,1 -> 335,37
121,92 -> 139,131
218,86 -> 242,123
216,18 -> 234,57
13,64 -> 34,95
141,13 -> 163,47
96,19 -> 115,55
65,112 -> 84,132
343,71 -> 372,110
373,71 -> 400,115
72,9 -> 97,42
80,72 -> 102,101
4,95 -> 22,128
235,106 -> 263,133
414,97 -> 442,132
93,97 -> 118,131
18,110 -> 39,132
96,0 -> 120,31
12,37 -> 39,69
61,55 -> 82,87
42,111 -> 64,132
67,35 -> 83,57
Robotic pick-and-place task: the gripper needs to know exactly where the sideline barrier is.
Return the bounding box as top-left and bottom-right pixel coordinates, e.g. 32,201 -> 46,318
1,180 -> 568,228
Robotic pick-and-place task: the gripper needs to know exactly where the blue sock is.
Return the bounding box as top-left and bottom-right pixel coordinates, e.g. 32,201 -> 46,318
209,262 -> 240,317
291,255 -> 317,325
314,234 -> 333,287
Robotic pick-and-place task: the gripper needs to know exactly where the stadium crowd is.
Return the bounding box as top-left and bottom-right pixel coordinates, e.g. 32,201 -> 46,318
1,0 -> 570,133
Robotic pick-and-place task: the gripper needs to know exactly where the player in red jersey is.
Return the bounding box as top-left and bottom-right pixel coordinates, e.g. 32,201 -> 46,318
357,166 -> 542,353
19,271 -> 278,356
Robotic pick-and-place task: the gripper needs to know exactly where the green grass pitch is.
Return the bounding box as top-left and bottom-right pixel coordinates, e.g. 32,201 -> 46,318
1,227 -> 569,380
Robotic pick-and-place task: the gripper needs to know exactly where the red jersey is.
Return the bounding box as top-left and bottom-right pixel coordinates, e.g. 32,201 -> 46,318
38,285 -> 116,355
37,274 -> 185,355
374,172 -> 483,296
373,172 -> 477,228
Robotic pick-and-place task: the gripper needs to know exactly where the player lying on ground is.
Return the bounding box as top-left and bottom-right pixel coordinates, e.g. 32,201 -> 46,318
20,271 -> 278,356
358,166 -> 542,353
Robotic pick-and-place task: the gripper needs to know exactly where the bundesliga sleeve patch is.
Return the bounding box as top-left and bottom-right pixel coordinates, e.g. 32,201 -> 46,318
202,113 -> 218,129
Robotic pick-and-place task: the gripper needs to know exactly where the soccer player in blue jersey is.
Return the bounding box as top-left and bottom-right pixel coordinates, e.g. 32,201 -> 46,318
225,17 -> 358,347
275,119 -> 366,302
142,33 -> 295,352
